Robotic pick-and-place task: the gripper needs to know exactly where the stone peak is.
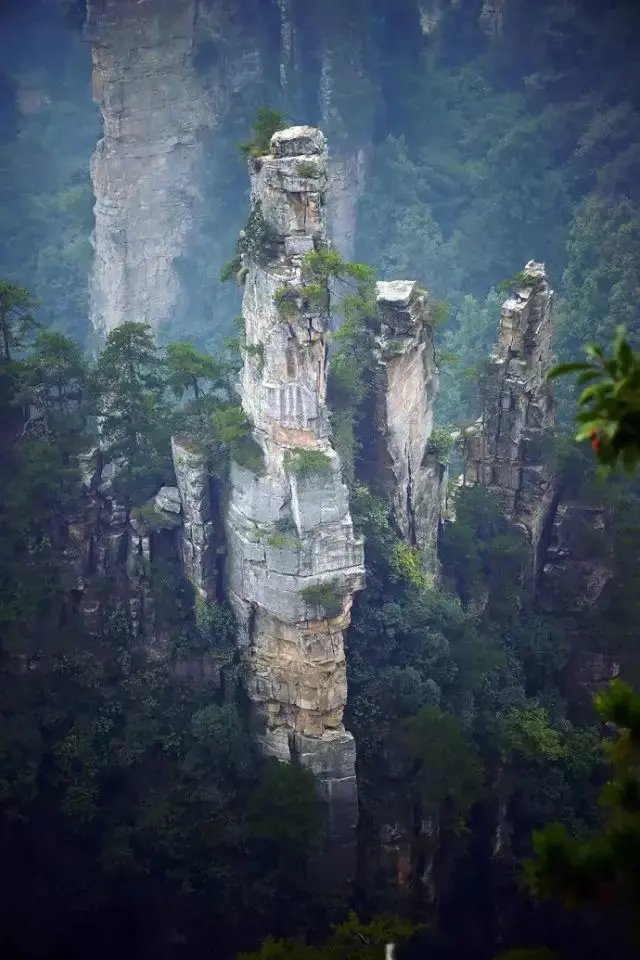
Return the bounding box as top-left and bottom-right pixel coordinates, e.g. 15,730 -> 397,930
270,126 -> 327,158
376,280 -> 418,307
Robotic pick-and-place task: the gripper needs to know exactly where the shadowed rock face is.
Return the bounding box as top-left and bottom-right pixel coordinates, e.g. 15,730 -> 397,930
462,261 -> 556,583
373,280 -> 446,574
224,125 -> 365,866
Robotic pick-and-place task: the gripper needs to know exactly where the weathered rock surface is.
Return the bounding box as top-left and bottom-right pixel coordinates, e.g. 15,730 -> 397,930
539,498 -> 619,694
224,125 -> 365,859
462,261 -> 556,583
62,450 -> 181,653
372,280 -> 446,573
86,0 -> 209,335
171,437 -> 216,600
86,0 -> 265,338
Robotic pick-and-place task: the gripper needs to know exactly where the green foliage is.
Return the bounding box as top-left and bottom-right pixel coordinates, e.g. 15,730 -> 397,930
273,285 -> 300,320
287,448 -> 332,479
239,912 -> 422,959
496,270 -> 546,297
390,541 -> 432,591
399,706 -> 484,817
524,680 -> 640,940
239,105 -> 286,159
296,161 -> 317,178
92,321 -> 169,503
427,425 -> 456,462
230,434 -> 265,476
548,327 -> 640,473
441,484 -> 529,619
267,534 -> 301,550
0,280 -> 39,362
300,581 -> 343,618
237,200 -> 278,267
166,341 -> 223,401
220,252 -> 243,283
500,703 -> 566,764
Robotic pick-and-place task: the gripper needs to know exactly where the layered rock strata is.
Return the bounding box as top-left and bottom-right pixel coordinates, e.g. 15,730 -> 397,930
372,280 -> 445,574
224,126 -> 365,853
462,261 -> 556,583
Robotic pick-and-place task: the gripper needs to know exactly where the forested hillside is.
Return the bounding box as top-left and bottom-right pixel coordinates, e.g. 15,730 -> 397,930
1,1 -> 639,959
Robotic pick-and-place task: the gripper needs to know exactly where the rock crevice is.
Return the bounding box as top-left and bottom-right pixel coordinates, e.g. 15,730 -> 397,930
372,279 -> 445,573
224,126 -> 365,858
462,261 -> 556,583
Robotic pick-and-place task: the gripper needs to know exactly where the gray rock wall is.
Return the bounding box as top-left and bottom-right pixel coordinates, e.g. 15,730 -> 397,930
462,261 -> 556,584
373,280 -> 446,575
224,126 -> 365,862
86,0 -> 264,338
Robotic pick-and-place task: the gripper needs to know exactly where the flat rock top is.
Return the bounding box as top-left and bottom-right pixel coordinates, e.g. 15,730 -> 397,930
270,126 -> 326,158
376,280 -> 417,307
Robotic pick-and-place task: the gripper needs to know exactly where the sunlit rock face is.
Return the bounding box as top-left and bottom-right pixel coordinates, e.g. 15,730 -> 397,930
224,126 -> 365,860
372,280 -> 446,574
462,261 -> 556,583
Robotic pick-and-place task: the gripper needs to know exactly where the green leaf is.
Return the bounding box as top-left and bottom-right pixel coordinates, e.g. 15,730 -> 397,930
547,362 -> 593,380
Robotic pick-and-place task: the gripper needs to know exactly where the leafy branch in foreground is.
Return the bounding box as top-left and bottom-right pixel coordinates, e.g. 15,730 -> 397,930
548,326 -> 640,472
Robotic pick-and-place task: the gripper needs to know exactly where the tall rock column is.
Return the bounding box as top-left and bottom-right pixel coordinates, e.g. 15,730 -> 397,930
462,261 -> 556,582
372,280 -> 446,574
224,126 -> 365,859
86,0 -> 211,336
86,0 -> 267,340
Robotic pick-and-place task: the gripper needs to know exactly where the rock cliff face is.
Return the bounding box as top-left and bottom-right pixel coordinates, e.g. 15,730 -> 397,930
224,126 -> 365,856
372,280 -> 445,573
86,0 -> 209,336
171,438 -> 216,601
86,0 -> 265,338
318,37 -> 372,261
462,261 -> 556,584
64,450 -> 183,654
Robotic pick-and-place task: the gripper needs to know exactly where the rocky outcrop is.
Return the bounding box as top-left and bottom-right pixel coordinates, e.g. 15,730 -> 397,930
224,126 -> 365,859
539,499 -> 618,695
462,262 -> 556,584
63,450 -> 183,653
372,280 -> 446,574
171,437 -> 216,600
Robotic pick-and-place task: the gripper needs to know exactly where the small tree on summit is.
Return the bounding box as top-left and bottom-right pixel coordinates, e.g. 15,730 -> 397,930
239,105 -> 287,159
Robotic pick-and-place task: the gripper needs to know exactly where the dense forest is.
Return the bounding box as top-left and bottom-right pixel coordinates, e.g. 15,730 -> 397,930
1,1 -> 640,959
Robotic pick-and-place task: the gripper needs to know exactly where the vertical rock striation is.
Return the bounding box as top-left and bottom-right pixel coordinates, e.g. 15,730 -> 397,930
86,0 -> 266,339
317,22 -> 373,261
86,0 -> 210,336
224,126 -> 365,858
372,280 -> 445,574
462,261 -> 556,583
171,437 -> 216,601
